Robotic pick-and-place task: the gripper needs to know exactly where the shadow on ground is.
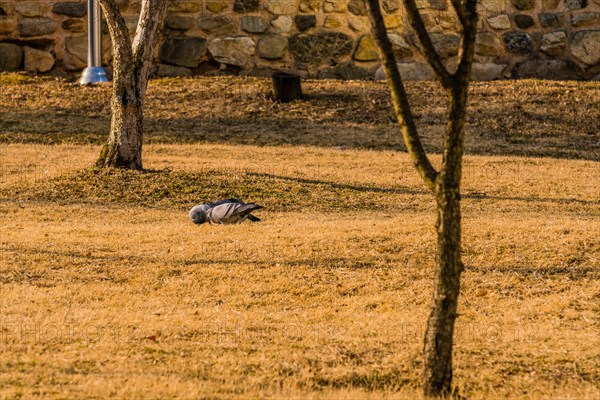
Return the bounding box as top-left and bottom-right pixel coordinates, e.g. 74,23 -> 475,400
0,76 -> 598,160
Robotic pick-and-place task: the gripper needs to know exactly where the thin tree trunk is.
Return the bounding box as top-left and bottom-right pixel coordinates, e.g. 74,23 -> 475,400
423,87 -> 467,397
423,193 -> 462,396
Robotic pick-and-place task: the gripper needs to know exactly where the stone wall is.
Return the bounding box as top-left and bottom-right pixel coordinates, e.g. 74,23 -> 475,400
0,0 -> 599,80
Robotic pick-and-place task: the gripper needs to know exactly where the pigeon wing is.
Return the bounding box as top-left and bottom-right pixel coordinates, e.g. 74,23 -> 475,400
206,203 -> 241,224
199,198 -> 243,212
207,203 -> 263,224
229,203 -> 263,220
207,198 -> 243,207
202,198 -> 243,211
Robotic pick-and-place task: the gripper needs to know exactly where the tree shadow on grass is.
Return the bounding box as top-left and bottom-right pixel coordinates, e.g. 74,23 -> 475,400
465,265 -> 598,280
246,172 -> 428,196
463,192 -> 598,206
247,172 -> 599,207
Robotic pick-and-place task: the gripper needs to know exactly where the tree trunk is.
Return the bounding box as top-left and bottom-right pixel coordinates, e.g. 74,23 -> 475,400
95,0 -> 167,170
423,186 -> 463,396
97,71 -> 144,170
423,86 -> 467,397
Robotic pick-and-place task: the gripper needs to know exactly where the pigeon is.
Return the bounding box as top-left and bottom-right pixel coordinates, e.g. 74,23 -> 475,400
189,198 -> 263,225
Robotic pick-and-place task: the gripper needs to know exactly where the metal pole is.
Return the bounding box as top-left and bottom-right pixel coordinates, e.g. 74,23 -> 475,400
80,0 -> 108,84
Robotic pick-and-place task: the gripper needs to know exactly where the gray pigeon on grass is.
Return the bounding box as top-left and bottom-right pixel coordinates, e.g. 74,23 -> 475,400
189,198 -> 263,225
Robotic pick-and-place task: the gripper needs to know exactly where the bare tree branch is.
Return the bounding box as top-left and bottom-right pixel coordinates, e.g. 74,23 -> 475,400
450,0 -> 467,27
403,0 -> 453,88
453,0 -> 479,82
132,0 -> 168,66
130,0 -> 168,100
97,0 -> 132,77
366,0 -> 439,191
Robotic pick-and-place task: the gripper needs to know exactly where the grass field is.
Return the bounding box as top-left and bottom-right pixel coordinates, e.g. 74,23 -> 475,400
0,74 -> 599,399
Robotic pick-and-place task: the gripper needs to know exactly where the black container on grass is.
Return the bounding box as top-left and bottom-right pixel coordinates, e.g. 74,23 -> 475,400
272,71 -> 302,103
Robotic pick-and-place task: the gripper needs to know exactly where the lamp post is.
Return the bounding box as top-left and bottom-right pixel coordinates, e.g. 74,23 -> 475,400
79,0 -> 108,84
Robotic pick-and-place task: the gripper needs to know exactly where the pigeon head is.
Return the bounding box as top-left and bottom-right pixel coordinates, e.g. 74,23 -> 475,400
189,206 -> 208,224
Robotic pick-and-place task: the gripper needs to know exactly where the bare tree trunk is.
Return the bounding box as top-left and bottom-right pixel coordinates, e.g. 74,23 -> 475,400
423,88 -> 467,396
424,191 -> 462,396
366,0 -> 477,396
97,70 -> 144,169
95,0 -> 167,170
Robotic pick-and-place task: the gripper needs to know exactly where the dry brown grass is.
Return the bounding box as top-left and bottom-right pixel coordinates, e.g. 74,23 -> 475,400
0,75 -> 599,399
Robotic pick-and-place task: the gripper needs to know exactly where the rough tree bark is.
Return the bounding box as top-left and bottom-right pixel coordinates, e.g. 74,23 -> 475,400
365,0 -> 478,397
96,0 -> 168,170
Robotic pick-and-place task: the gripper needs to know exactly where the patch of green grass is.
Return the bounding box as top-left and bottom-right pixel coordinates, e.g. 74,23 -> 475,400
2,168 -> 426,212
0,72 -> 55,85
312,369 -> 416,391
0,73 -> 30,85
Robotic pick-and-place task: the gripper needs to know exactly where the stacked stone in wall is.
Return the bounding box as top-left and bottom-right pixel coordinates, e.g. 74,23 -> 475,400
0,0 -> 598,79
